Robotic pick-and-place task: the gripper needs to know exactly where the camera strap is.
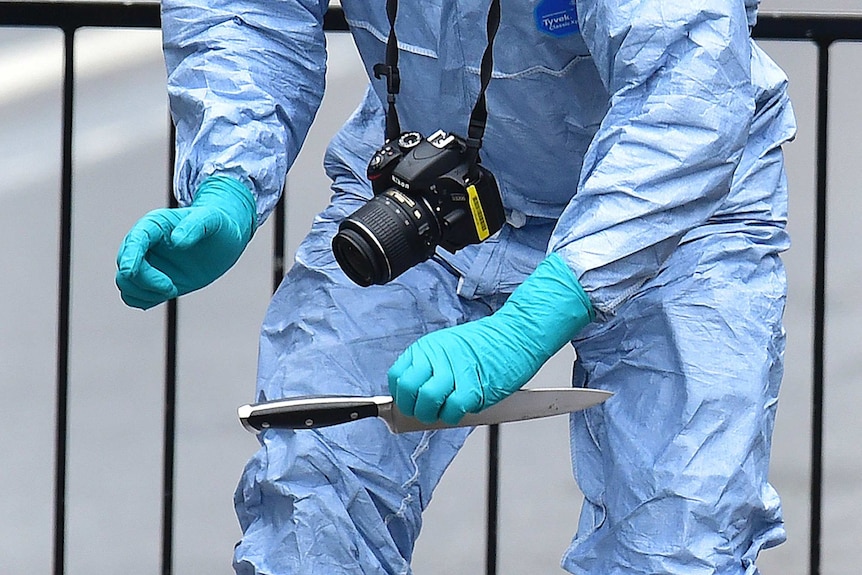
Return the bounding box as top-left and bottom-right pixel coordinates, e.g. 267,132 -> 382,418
373,0 -> 502,163
372,0 -> 402,139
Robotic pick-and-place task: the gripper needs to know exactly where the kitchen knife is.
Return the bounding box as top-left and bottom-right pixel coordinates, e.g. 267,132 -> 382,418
237,387 -> 612,434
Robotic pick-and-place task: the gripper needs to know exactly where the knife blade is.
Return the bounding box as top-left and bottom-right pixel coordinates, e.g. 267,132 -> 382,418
237,387 -> 612,434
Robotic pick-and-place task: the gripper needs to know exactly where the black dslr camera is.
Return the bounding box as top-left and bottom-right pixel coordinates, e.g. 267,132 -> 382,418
331,130 -> 506,287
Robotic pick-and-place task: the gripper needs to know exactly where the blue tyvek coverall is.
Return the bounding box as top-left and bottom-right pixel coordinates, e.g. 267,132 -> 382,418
162,0 -> 796,572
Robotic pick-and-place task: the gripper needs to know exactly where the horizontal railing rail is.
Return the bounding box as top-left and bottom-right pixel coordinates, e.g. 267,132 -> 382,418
1,4 -> 859,575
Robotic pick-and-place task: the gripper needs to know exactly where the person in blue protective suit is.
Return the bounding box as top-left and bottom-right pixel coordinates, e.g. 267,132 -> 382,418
115,0 -> 796,572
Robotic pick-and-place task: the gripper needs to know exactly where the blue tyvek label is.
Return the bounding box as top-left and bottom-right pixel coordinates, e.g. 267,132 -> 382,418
534,0 -> 579,37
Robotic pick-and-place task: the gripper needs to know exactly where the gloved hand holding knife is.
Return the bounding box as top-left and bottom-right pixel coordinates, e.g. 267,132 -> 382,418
388,252 -> 595,425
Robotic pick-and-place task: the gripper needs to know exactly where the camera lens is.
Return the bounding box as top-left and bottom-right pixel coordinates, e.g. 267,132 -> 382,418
332,190 -> 439,286
331,228 -> 385,287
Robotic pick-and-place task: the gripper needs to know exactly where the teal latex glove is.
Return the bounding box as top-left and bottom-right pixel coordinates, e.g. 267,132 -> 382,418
115,175 -> 257,309
388,253 -> 595,425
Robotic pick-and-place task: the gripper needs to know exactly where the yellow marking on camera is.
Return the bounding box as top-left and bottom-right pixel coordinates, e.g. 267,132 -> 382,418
467,185 -> 490,240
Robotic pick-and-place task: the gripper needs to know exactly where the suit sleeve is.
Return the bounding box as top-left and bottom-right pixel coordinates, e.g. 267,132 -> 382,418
548,0 -> 755,316
161,0 -> 330,223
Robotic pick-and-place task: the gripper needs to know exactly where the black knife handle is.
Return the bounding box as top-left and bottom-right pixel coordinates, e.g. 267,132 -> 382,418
245,399 -> 380,431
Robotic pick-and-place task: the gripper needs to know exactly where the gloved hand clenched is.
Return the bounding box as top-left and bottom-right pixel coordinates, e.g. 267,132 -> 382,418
115,175 -> 257,309
388,253 -> 594,425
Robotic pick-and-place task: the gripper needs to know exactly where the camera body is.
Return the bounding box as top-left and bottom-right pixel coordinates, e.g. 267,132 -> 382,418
332,130 -> 506,287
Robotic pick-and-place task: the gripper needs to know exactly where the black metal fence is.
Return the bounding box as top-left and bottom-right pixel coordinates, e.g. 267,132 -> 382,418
1,3 -> 859,574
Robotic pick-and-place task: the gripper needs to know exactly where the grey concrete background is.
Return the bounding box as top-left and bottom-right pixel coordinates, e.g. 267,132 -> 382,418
0,1 -> 859,573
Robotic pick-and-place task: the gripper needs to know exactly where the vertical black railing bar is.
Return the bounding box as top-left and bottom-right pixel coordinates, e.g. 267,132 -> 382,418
486,425 -> 500,575
162,123 -> 180,575
162,300 -> 178,575
273,195 -> 286,291
53,26 -> 76,575
808,38 -> 832,575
